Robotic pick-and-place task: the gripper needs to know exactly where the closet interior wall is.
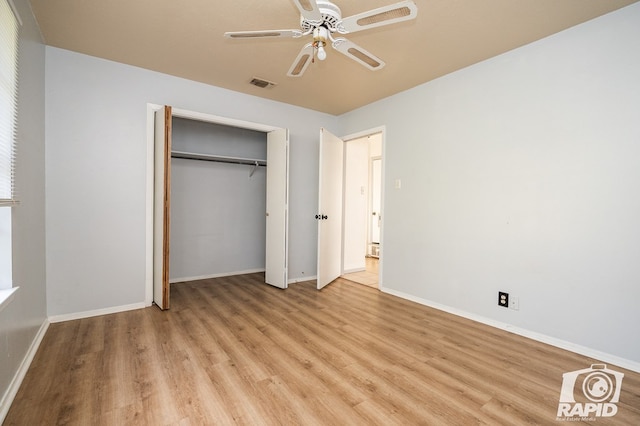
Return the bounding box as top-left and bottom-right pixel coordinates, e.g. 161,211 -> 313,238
170,117 -> 268,282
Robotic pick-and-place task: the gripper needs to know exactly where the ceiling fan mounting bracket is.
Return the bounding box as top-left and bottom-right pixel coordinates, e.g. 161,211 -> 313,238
300,0 -> 342,32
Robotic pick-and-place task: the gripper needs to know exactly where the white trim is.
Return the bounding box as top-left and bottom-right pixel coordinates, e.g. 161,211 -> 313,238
381,286 -> 640,374
0,319 -> 48,424
48,302 -> 146,323
170,268 -> 266,284
171,108 -> 279,133
145,103 -> 163,307
6,0 -> 22,26
0,286 -> 18,314
341,125 -> 386,143
342,267 -> 366,274
146,104 -> 287,305
171,270 -> 316,285
288,274 -> 317,284
341,126 -> 386,289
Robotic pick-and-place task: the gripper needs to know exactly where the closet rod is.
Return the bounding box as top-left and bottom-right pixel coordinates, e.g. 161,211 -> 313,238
171,150 -> 267,167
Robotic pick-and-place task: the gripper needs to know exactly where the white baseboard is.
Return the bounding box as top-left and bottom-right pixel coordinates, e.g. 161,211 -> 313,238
48,302 -> 147,323
0,319 -> 49,423
381,287 -> 640,374
170,270 -> 316,286
170,268 -> 265,284
171,270 -> 319,286
288,275 -> 317,284
342,267 -> 366,274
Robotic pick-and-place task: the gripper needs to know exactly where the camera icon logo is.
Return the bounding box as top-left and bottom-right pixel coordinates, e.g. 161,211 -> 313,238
557,364 -> 624,419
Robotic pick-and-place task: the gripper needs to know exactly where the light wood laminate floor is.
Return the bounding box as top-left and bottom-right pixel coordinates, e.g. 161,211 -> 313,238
5,273 -> 640,425
342,257 -> 379,288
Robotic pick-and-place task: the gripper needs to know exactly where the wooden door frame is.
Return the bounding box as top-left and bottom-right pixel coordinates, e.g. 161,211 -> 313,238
145,104 -> 285,307
153,106 -> 172,309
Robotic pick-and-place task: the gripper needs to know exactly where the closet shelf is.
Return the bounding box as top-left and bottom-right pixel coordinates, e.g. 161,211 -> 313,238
171,151 -> 267,167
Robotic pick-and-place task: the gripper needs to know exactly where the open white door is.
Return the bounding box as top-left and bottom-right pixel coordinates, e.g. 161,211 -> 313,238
371,158 -> 382,244
265,129 -> 289,289
317,128 -> 344,289
153,106 -> 171,309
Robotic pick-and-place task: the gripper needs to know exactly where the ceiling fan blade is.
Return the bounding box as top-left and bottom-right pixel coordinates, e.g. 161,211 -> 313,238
287,43 -> 314,77
224,29 -> 303,39
293,0 -> 323,22
338,0 -> 418,34
332,38 -> 385,71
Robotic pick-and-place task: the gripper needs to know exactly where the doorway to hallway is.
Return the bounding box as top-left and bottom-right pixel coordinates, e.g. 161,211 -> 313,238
316,126 -> 384,291
340,130 -> 383,289
342,256 -> 379,288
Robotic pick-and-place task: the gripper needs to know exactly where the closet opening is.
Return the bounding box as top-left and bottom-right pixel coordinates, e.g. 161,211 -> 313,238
170,118 -> 268,284
148,105 -> 289,310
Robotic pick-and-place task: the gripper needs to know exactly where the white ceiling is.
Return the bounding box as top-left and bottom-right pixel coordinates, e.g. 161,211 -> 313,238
29,0 -> 638,115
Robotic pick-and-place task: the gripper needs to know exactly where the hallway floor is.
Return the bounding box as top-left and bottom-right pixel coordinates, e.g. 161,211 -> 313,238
341,256 -> 379,288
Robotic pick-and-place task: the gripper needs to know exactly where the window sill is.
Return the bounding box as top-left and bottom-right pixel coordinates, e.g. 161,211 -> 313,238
0,286 -> 19,314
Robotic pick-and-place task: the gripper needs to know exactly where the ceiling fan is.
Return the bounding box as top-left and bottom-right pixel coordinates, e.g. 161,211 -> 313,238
224,0 -> 418,77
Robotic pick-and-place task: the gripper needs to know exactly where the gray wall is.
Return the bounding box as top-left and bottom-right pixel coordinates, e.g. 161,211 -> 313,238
341,4 -> 640,364
0,0 -> 47,417
45,46 -> 339,316
170,118 -> 268,280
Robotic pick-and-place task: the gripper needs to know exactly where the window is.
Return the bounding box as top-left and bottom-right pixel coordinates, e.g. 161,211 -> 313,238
0,0 -> 19,295
0,0 -> 19,206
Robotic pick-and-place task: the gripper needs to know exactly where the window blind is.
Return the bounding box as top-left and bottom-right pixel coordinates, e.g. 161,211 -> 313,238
0,0 -> 19,206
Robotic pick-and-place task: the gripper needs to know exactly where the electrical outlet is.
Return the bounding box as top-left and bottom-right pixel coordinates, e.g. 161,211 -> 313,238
498,291 -> 509,308
509,296 -> 519,311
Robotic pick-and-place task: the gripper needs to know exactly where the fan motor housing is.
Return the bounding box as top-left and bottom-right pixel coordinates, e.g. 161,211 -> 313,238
300,1 -> 342,31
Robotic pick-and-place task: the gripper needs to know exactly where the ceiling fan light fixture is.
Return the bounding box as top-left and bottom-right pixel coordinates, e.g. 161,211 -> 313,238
317,45 -> 327,60
313,27 -> 328,60
313,27 -> 328,43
